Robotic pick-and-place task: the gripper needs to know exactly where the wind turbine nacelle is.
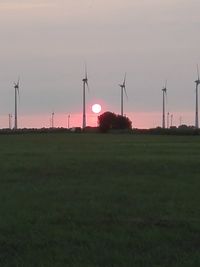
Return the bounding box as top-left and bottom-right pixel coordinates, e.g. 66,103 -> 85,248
195,80 -> 200,85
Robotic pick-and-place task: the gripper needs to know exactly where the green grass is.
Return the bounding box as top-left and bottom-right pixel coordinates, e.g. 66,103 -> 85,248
0,133 -> 200,266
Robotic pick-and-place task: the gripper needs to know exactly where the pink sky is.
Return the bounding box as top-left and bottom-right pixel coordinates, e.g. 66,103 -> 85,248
0,111 -> 195,129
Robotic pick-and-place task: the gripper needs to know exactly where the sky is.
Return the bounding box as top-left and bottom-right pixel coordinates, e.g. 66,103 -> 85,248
0,0 -> 200,128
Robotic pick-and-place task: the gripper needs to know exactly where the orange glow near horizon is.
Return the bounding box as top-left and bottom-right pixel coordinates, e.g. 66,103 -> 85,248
0,111 -> 195,129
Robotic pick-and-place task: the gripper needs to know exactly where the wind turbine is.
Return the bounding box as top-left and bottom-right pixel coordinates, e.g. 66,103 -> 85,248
51,112 -> 55,128
119,73 -> 127,116
170,114 -> 173,127
8,113 -> 12,129
14,78 -> 20,130
162,80 -> 167,129
67,114 -> 70,129
195,64 -> 200,128
82,65 -> 89,129
167,112 -> 170,129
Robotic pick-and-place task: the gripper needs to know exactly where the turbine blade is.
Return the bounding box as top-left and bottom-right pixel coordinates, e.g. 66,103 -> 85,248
197,64 -> 200,80
18,87 -> 20,106
165,79 -> 167,89
124,87 -> 128,100
86,81 -> 90,92
165,89 -> 168,106
17,76 -> 20,86
123,72 -> 126,87
84,62 -> 87,80
17,77 -> 20,96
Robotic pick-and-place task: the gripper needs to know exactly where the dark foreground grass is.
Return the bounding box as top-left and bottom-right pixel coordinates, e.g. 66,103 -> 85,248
0,133 -> 200,266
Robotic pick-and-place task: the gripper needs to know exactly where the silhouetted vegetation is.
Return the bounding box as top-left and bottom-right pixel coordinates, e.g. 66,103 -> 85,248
133,126 -> 200,135
0,124 -> 200,136
98,111 -> 132,132
0,127 -> 80,135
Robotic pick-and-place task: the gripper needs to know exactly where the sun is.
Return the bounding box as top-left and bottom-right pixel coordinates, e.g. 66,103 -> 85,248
92,104 -> 102,114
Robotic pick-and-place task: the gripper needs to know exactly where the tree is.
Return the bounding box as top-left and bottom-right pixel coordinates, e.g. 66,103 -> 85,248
98,111 -> 132,132
115,115 -> 132,129
98,112 -> 117,132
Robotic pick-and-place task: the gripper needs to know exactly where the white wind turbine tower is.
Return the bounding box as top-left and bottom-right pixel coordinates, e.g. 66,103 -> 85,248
162,80 -> 167,129
51,112 -> 55,128
119,73 -> 128,116
82,65 -> 89,129
14,78 -> 20,130
195,64 -> 200,128
8,114 -> 12,129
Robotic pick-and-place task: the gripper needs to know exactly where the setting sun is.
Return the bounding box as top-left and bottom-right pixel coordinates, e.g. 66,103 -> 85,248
92,104 -> 102,114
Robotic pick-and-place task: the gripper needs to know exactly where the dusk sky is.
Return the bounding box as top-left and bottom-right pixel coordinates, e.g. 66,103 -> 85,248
0,0 -> 200,128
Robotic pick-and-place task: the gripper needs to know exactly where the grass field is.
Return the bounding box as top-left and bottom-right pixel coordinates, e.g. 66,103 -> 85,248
0,133 -> 200,267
